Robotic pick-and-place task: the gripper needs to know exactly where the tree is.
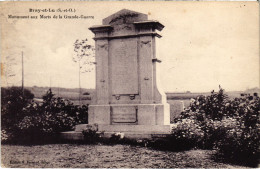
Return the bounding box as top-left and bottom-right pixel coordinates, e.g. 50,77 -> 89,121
73,38 -> 94,105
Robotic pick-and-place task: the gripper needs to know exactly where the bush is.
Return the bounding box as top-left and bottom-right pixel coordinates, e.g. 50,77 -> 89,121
171,87 -> 260,166
1,87 -> 34,124
82,124 -> 99,143
1,87 -> 34,142
2,88 -> 88,144
214,118 -> 259,167
170,119 -> 204,150
214,96 -> 260,167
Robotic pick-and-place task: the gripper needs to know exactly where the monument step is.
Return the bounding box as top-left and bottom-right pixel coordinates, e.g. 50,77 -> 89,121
99,131 -> 169,139
60,131 -> 171,140
98,124 -> 173,133
60,131 -> 84,140
75,124 -> 173,132
75,124 -> 98,132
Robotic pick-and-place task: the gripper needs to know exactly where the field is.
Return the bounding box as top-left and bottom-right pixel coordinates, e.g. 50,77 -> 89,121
22,86 -> 257,121
1,144 -> 246,168
26,86 -> 94,100
25,86 -> 256,101
6,86 -> 258,118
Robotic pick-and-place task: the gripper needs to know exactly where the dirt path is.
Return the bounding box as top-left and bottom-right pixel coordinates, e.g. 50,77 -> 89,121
1,144 -> 245,168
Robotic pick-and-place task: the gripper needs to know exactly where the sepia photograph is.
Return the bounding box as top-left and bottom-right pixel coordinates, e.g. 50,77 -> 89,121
1,1 -> 259,168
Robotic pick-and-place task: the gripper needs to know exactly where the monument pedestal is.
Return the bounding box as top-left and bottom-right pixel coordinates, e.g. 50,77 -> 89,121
61,9 -> 171,140
87,9 -> 171,138
87,103 -> 171,138
89,103 -> 170,125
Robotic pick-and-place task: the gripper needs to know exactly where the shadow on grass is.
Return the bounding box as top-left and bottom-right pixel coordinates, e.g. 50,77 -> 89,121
210,151 -> 260,168
2,134 -> 200,152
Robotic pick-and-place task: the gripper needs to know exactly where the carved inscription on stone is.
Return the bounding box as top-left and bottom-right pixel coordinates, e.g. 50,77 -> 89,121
110,38 -> 138,95
112,106 -> 137,123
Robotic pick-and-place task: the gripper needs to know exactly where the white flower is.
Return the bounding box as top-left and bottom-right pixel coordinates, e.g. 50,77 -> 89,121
115,132 -> 124,139
190,98 -> 195,103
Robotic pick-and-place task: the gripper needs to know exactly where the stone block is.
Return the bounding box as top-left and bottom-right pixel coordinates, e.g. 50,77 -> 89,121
75,124 -> 98,132
88,105 -> 110,124
60,131 -> 84,141
137,104 -> 156,125
155,103 -> 170,125
111,105 -> 137,124
98,124 -> 171,133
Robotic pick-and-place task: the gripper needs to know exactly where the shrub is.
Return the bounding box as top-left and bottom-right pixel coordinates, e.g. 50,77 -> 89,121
109,132 -> 125,143
2,88 -> 88,144
82,124 -> 99,143
170,119 -> 204,150
1,87 -> 34,142
214,95 -> 260,167
19,89 -> 88,132
214,118 -> 259,167
171,87 -> 260,166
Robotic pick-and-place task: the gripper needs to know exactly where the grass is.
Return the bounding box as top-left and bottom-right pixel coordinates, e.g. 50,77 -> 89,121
1,144 -> 247,168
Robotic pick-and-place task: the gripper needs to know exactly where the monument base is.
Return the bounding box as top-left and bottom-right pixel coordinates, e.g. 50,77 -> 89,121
97,124 -> 172,139
60,103 -> 172,140
60,124 -> 172,140
88,103 -> 170,126
88,103 -> 171,139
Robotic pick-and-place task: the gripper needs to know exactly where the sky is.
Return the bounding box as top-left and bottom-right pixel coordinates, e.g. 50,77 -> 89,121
1,1 -> 259,92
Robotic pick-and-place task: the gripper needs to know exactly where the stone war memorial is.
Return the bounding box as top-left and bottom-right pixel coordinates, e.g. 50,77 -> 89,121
61,9 -> 171,139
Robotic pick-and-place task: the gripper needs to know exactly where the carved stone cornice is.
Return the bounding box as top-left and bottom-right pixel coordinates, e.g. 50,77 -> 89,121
92,32 -> 161,41
134,20 -> 164,31
89,25 -> 113,33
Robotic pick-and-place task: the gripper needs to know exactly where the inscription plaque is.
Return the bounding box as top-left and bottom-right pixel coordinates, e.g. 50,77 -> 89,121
112,106 -> 137,123
110,38 -> 138,95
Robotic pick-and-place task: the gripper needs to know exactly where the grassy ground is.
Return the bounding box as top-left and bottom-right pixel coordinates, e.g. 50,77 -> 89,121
1,144 -> 246,168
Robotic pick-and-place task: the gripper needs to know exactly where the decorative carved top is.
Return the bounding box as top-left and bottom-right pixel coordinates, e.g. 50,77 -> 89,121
97,44 -> 108,51
141,40 -> 151,47
89,10 -> 164,40
103,9 -> 148,25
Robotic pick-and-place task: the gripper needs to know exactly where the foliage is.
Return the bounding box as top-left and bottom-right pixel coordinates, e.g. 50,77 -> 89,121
1,87 -> 34,108
213,118 -> 259,166
2,88 -> 88,144
73,38 -> 95,72
109,132 -> 125,143
81,124 -> 99,143
1,87 -> 34,141
18,89 -> 88,133
170,119 -> 204,150
171,87 -> 260,166
1,87 -> 34,118
73,38 -> 95,104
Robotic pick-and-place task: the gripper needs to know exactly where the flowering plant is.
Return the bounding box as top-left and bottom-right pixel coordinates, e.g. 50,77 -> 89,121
3,88 -> 88,143
171,88 -> 259,166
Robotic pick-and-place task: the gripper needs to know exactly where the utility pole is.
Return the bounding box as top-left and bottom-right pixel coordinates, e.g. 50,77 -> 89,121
58,81 -> 60,97
79,60 -> 81,106
50,77 -> 52,89
22,51 -> 24,97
